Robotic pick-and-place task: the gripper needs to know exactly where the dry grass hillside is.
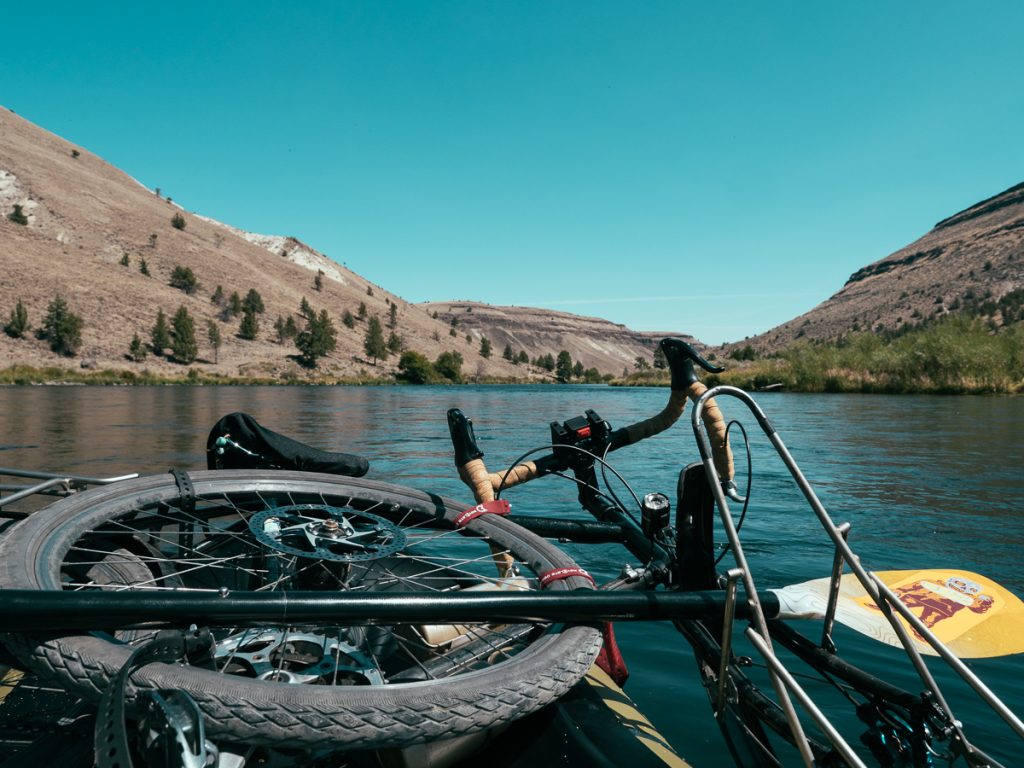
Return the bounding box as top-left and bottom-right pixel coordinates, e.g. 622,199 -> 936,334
737,182 -> 1024,353
421,301 -> 692,376
0,109 -> 681,382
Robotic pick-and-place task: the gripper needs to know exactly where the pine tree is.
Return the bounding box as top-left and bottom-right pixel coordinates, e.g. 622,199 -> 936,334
242,288 -> 265,315
211,285 -> 224,306
314,271 -> 323,292
41,296 -> 83,356
120,252 -> 130,267
363,316 -> 387,364
388,302 -> 398,329
140,258 -> 151,276
342,309 -> 355,329
366,285 -> 374,297
357,302 -> 367,321
170,265 -> 198,294
171,212 -> 186,230
555,350 -> 573,382
8,204 -> 28,225
502,344 -> 514,361
295,309 -> 337,367
239,307 -> 259,340
517,350 -> 529,365
151,309 -> 171,355
274,315 -> 287,343
479,337 -> 492,358
284,316 -> 298,338
4,300 -> 29,338
171,305 -> 198,364
387,332 -> 403,353
573,360 -> 584,379
207,320 -> 222,363
129,332 -> 147,362
299,297 -> 314,320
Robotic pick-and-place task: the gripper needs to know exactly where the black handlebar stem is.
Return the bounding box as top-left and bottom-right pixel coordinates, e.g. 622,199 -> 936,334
447,409 -> 484,465
660,338 -> 724,390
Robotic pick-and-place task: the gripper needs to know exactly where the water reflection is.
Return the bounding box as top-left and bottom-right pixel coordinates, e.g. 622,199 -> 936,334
1,386 -> 1022,765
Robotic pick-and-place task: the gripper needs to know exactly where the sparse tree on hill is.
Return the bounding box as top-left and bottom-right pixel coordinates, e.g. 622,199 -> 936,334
139,258 -> 150,276
207,320 -> 222,363
517,350 -> 528,365
387,331 -> 403,354
295,309 -> 337,367
479,337 -> 492,358
170,265 -> 198,295
449,328 -> 457,337
41,296 -> 83,357
239,307 -> 259,340
148,234 -> 158,248
8,204 -> 28,225
128,333 -> 147,362
211,285 -> 224,306
502,344 -> 513,361
556,351 -> 573,382
299,297 -> 314,320
120,253 -> 130,267
342,309 -> 355,329
540,353 -> 555,372
366,286 -> 374,297
388,303 -> 398,329
357,302 -> 367,321
151,309 -> 171,355
171,305 -> 198,364
314,271 -> 323,292
274,315 -> 287,343
285,316 -> 298,338
229,292 -> 243,317
4,300 -> 29,339
171,212 -> 186,230
634,356 -> 651,372
242,288 -> 265,315
363,316 -> 387,364
653,346 -> 667,370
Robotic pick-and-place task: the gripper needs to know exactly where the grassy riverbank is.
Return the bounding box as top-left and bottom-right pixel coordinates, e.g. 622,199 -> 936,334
618,317 -> 1024,394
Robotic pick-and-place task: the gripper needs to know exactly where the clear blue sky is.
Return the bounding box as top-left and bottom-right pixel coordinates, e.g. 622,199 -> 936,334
3,2 -> 1022,344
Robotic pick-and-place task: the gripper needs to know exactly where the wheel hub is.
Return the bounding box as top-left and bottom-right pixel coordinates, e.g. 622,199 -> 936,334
248,504 -> 406,563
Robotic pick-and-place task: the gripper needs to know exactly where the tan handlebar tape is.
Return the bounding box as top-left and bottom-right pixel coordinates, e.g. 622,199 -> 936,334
457,458 -> 516,576
488,461 -> 540,493
620,389 -> 689,445
686,381 -> 735,482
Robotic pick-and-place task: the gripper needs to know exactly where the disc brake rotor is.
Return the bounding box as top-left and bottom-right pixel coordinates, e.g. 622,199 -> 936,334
213,628 -> 384,685
248,504 -> 406,563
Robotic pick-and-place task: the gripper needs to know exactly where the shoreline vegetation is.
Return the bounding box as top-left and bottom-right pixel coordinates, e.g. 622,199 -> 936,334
3,317 -> 1021,394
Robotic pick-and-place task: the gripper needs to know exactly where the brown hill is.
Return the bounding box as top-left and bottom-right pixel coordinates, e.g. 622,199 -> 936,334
0,109 -> 681,381
737,182 -> 1024,352
421,301 -> 693,375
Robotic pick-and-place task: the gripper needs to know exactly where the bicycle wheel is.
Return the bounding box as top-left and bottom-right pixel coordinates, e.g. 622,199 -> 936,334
0,470 -> 601,749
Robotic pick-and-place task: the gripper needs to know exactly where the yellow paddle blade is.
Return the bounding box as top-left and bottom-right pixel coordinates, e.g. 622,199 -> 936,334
774,569 -> 1024,659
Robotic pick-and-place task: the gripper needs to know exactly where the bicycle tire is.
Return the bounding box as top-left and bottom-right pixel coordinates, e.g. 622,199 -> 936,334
0,470 -> 601,750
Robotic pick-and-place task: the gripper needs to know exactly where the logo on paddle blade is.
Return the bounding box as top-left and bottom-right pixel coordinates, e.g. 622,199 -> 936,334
862,573 -> 995,643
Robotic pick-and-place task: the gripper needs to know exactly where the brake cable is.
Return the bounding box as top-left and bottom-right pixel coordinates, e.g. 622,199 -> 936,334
715,420 -> 753,566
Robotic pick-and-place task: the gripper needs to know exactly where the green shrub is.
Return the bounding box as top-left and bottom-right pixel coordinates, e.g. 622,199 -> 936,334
4,300 -> 29,338
435,351 -> 464,383
170,265 -> 198,294
41,296 -> 83,356
397,351 -> 438,384
8,204 -> 28,225
171,212 -> 186,230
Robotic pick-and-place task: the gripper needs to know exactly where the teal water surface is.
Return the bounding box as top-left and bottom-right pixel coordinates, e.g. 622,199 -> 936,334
1,385 -> 1022,766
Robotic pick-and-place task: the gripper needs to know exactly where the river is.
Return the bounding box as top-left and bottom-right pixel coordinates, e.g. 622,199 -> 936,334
1,385 -> 1022,765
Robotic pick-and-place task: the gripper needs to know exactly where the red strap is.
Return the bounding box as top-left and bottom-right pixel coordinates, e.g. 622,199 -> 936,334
538,566 -> 595,588
454,499 -> 511,528
596,622 -> 630,686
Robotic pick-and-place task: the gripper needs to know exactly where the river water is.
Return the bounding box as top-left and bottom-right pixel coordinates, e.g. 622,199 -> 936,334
1,385 -> 1022,765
